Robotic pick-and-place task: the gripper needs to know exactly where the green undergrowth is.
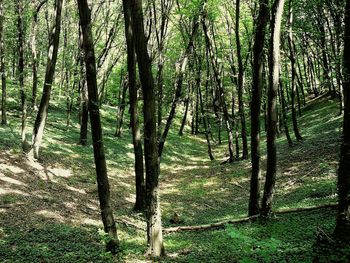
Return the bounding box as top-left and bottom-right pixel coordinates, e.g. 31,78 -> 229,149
0,94 -> 346,262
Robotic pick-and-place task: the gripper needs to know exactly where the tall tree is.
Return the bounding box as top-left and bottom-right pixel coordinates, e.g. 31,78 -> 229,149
122,0 -> 146,212
334,0 -> 350,240
77,0 -> 119,254
261,0 -> 286,216
31,0 -> 63,158
249,0 -> 269,216
129,0 -> 165,256
0,0 -> 6,125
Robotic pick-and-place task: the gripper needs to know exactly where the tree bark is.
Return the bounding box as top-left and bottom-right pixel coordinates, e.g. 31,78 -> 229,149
248,0 -> 269,216
31,0 -> 63,159
261,0 -> 285,216
334,0 -> 350,240
129,0 -> 165,256
122,0 -> 146,212
0,1 -> 6,125
77,0 -> 119,253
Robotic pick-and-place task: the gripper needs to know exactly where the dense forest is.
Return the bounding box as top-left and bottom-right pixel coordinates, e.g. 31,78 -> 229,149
0,0 -> 349,261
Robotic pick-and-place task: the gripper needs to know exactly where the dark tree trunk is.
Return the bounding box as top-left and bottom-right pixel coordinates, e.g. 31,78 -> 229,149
235,0 -> 248,160
179,94 -> 190,136
115,77 -> 128,137
77,0 -> 119,254
16,0 -> 27,150
0,1 -> 6,125
287,0 -> 303,142
31,0 -> 63,159
261,0 -> 286,216
129,0 -> 165,256
334,0 -> 350,240
122,0 -> 146,212
279,78 -> 293,146
248,0 -> 269,216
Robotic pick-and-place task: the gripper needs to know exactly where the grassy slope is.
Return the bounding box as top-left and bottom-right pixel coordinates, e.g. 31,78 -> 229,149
0,94 -> 344,262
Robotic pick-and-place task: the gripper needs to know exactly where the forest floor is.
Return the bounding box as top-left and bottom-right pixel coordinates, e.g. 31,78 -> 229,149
0,94 -> 345,262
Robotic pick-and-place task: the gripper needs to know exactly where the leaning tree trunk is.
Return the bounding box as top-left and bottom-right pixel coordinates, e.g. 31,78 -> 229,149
0,1 -> 6,125
31,0 -> 63,159
261,0 -> 285,216
129,0 -> 165,256
334,0 -> 350,240
248,0 -> 269,216
16,0 -> 27,150
287,0 -> 302,142
77,0 -> 119,254
235,0 -> 248,160
122,0 -> 146,212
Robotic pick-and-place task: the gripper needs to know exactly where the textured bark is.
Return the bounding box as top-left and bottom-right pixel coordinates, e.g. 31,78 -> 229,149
122,0 -> 146,212
334,0 -> 350,240
77,0 -> 119,253
115,76 -> 128,137
129,0 -> 165,256
31,0 -> 63,159
249,0 -> 269,216
278,78 -> 293,146
261,0 -> 285,216
235,0 -> 248,159
0,1 -> 6,125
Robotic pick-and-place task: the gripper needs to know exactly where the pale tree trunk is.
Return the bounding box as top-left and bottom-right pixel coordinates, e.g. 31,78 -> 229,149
31,0 -> 63,159
129,0 -> 165,256
248,0 -> 269,216
77,0 -> 119,253
261,0 -> 285,216
334,0 -> 350,240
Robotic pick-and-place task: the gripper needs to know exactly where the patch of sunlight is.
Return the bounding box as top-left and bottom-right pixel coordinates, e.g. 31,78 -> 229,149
0,163 -> 25,174
65,185 -> 86,194
0,188 -> 29,196
126,152 -> 135,159
125,194 -> 136,204
0,173 -> 26,186
35,209 -> 64,221
25,157 -> 44,170
118,181 -> 132,188
80,218 -> 102,227
48,168 -> 72,178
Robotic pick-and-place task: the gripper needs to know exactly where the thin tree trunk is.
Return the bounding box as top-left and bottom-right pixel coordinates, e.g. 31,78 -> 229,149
279,77 -> 293,146
235,0 -> 248,159
0,1 -> 6,125
261,0 -> 286,216
122,0 -> 146,212
129,0 -> 165,256
248,0 -> 269,216
115,77 -> 128,137
31,0 -> 63,158
77,0 -> 119,253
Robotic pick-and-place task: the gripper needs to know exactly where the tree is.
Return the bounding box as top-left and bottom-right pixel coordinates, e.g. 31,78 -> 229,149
0,0 -> 6,125
261,0 -> 286,216
31,0 -> 63,159
129,0 -> 165,256
249,0 -> 269,216
334,0 -> 350,240
77,0 -> 119,254
122,0 -> 146,212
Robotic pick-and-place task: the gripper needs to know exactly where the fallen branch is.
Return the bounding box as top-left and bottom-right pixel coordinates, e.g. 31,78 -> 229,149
163,203 -> 337,234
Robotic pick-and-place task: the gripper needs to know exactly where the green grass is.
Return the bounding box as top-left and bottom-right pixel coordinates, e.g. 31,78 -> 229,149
0,93 -> 346,262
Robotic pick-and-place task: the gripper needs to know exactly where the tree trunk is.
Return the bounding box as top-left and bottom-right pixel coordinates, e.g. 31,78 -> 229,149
287,0 -> 303,142
261,0 -> 286,216
0,1 -> 6,125
129,0 -> 165,256
16,0 -> 27,150
77,0 -> 119,253
279,77 -> 293,146
235,0 -> 248,160
334,0 -> 350,240
115,77 -> 128,137
248,0 -> 269,216
31,0 -> 63,159
122,0 -> 146,212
